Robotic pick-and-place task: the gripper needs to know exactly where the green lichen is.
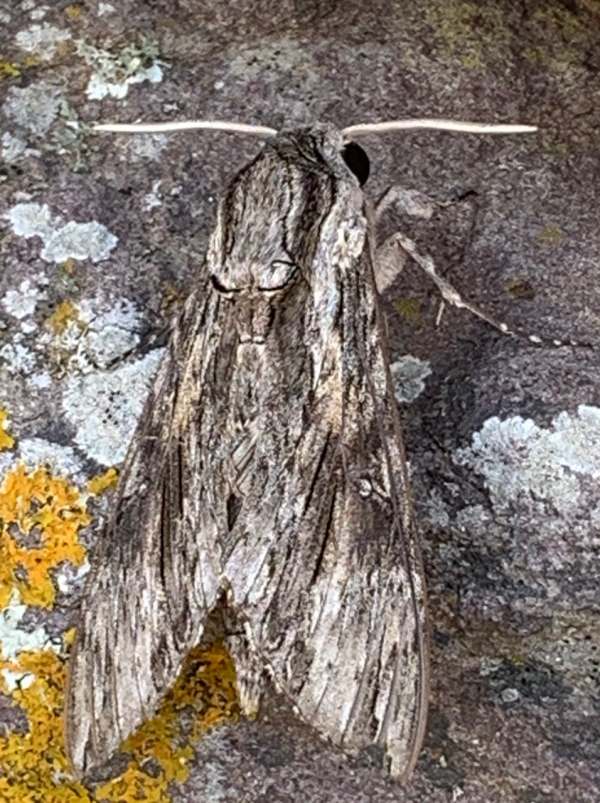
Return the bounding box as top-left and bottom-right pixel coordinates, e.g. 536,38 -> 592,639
393,297 -> 422,324
424,2 -> 509,70
537,224 -> 563,247
524,7 -> 589,71
0,60 -> 21,79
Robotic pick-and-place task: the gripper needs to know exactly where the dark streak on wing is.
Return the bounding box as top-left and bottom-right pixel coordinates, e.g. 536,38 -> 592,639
302,430 -> 331,516
309,484 -> 337,587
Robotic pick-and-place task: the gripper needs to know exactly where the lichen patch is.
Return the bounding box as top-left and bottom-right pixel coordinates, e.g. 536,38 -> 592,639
43,295 -> 144,374
2,279 -> 46,320
4,202 -> 117,264
62,348 -> 164,465
0,340 -> 38,375
0,465 -> 88,609
16,438 -> 84,482
4,202 -> 55,241
3,81 -> 62,136
87,467 -> 118,495
76,38 -> 165,101
42,220 -> 118,263
0,410 -> 15,451
455,405 -> 600,515
390,355 -> 432,403
14,23 -> 71,61
1,132 -> 28,163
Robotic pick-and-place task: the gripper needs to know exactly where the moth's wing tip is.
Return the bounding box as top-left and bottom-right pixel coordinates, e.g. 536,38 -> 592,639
63,724 -> 122,782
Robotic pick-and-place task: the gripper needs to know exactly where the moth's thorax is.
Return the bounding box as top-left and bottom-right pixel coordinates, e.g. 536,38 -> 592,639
205,125 -> 367,348
207,126 -> 363,283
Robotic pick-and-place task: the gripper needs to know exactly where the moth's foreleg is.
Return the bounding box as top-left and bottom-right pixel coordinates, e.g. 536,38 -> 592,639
374,186 -> 437,223
391,232 -> 517,335
377,231 -> 591,349
374,233 -> 410,294
372,186 -> 436,294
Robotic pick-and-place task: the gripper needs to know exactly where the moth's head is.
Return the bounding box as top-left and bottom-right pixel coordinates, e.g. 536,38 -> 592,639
206,125 -> 370,302
92,116 -> 536,309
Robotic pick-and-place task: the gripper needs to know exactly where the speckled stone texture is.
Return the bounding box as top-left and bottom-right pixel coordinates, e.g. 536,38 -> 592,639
1,1 -> 600,801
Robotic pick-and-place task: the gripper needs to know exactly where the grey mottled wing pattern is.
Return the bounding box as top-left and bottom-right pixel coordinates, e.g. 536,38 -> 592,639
65,285 -> 225,775
225,241 -> 429,780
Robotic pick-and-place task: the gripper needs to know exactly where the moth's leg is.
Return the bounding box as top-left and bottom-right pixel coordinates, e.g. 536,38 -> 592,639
387,232 -> 517,336
374,231 -> 411,294
372,187 -> 437,294
379,232 -> 589,348
374,186 -> 437,223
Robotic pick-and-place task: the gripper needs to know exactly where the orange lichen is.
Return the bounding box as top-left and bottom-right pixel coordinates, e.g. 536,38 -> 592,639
0,409 -> 15,450
0,465 -> 88,609
0,642 -> 238,802
46,300 -> 79,334
0,464 -> 240,801
87,468 -> 119,496
96,645 -> 239,802
65,3 -> 84,19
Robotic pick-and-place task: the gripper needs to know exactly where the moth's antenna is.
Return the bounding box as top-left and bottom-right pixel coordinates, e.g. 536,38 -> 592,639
93,120 -> 277,137
342,119 -> 537,137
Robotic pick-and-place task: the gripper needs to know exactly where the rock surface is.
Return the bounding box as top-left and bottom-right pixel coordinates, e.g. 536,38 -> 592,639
1,1 -> 599,801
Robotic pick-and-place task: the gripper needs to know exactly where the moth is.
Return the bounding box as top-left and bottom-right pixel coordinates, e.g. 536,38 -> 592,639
64,117 -> 536,781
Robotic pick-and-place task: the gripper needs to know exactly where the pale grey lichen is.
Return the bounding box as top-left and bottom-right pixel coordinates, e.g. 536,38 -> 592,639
28,371 -> 52,390
62,348 -> 164,465
422,489 -> 452,528
55,560 -> 91,596
390,355 -> 432,403
0,341 -> 37,375
3,82 -> 62,136
16,437 -> 84,481
30,6 -> 50,21
14,23 -> 71,61
142,180 -> 163,209
20,320 -> 38,335
128,135 -> 168,163
1,132 -> 28,163
0,590 -> 63,691
86,62 -> 163,100
5,201 -> 56,240
74,296 -> 143,370
41,220 -> 117,263
2,279 -> 45,319
76,38 -> 165,100
4,202 -> 117,264
97,2 -> 116,14
454,406 -> 600,515
0,591 -> 62,664
39,295 -> 144,375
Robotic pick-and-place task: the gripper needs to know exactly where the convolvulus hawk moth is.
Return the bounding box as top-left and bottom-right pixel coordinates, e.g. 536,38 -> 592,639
65,118 -> 536,781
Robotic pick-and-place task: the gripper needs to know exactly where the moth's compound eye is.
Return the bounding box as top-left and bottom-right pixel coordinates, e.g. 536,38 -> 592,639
210,275 -> 242,295
342,142 -> 370,186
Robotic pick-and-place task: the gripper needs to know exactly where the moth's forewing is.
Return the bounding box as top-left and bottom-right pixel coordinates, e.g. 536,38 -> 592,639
65,125 -> 429,781
214,126 -> 430,779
